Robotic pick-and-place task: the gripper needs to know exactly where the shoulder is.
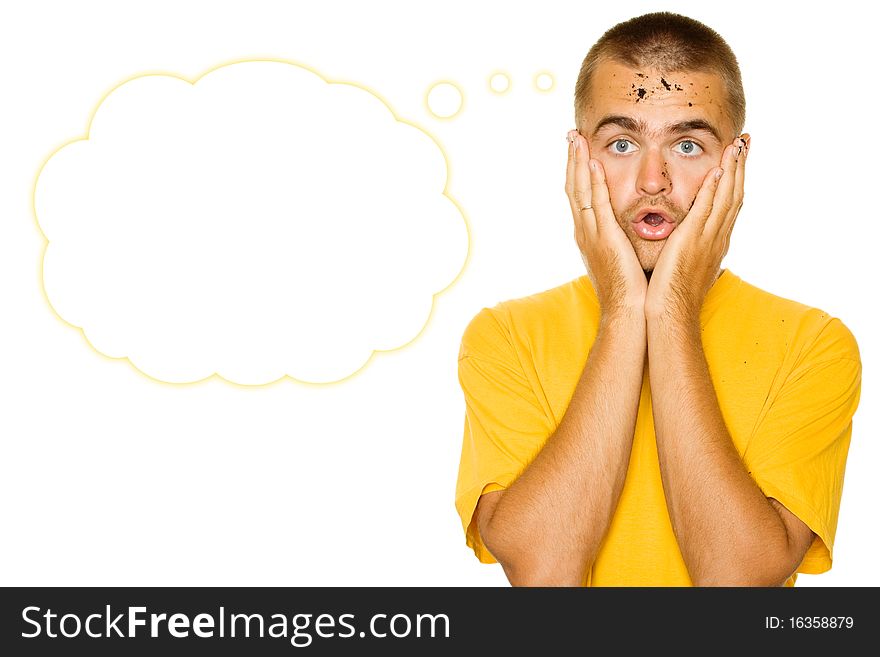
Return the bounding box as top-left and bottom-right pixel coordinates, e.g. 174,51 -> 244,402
459,276 -> 598,361
729,275 -> 860,364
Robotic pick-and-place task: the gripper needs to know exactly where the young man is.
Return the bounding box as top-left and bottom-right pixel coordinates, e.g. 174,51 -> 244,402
454,12 -> 862,586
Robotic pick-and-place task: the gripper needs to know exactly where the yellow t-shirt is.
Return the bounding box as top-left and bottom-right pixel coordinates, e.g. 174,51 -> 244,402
455,269 -> 862,586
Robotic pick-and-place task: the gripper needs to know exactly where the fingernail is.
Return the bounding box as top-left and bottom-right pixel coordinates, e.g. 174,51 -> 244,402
567,129 -> 577,143
715,168 -> 723,181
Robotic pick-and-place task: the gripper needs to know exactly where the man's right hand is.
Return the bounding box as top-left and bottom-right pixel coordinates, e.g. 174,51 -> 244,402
564,129 -> 646,318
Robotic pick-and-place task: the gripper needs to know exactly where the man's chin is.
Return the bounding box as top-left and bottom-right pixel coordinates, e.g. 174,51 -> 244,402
633,243 -> 664,275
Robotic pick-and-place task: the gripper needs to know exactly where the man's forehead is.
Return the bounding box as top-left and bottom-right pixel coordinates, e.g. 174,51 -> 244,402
591,60 -> 724,95
585,61 -> 730,142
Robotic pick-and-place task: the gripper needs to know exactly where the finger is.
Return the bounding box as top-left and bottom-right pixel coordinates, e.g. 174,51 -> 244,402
565,132 -> 585,242
572,132 -> 597,237
703,141 -> 739,237
721,134 -> 749,237
687,163 -> 724,237
565,130 -> 577,199
586,154 -> 616,236
710,136 -> 746,241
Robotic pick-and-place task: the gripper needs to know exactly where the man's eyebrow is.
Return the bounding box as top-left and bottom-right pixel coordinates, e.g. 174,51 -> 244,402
591,114 -> 722,144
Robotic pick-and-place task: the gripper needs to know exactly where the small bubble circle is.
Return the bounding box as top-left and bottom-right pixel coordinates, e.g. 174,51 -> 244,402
489,73 -> 511,94
535,72 -> 554,92
426,82 -> 464,119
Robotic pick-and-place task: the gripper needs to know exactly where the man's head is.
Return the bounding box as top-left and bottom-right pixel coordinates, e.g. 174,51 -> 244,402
574,12 -> 746,273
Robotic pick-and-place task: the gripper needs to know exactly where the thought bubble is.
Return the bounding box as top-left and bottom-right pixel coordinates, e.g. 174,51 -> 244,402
35,60 -> 468,385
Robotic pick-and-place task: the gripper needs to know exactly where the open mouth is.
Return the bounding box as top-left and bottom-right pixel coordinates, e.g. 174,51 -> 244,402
633,210 -> 676,240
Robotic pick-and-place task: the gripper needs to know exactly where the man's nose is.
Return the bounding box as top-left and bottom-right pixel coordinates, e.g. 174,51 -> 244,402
637,148 -> 670,196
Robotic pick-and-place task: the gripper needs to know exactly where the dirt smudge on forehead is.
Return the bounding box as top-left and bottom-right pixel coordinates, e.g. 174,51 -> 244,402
625,73 -> 691,103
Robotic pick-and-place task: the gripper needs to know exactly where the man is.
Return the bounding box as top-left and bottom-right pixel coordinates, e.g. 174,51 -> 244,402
454,12 -> 862,586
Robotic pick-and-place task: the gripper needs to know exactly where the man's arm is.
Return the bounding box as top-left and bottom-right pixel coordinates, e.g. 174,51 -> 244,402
472,130 -> 648,586
475,309 -> 646,586
643,136 -> 815,585
647,316 -> 815,586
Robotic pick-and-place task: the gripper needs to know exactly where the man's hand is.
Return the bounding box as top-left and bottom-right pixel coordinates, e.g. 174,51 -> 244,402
565,129 -> 647,318
644,134 -> 750,322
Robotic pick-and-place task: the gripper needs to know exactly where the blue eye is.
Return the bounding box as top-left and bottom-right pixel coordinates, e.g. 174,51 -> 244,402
612,139 -> 634,154
677,140 -> 703,156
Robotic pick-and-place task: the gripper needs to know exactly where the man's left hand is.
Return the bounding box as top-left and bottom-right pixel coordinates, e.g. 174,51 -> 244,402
644,134 -> 750,322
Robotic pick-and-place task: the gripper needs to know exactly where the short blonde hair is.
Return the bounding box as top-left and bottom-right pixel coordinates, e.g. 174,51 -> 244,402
574,12 -> 745,137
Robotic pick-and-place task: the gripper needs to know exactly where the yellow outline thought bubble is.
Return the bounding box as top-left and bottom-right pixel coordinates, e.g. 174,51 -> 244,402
34,59 -> 470,386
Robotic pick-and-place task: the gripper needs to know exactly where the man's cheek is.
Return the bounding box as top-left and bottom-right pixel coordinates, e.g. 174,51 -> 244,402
596,156 -> 623,190
603,165 -> 627,208
672,168 -> 709,210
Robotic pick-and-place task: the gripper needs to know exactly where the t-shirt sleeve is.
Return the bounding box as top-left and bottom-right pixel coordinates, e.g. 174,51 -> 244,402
743,317 -> 862,574
454,306 -> 553,564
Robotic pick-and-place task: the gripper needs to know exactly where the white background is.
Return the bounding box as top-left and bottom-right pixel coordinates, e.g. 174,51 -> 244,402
0,0 -> 876,586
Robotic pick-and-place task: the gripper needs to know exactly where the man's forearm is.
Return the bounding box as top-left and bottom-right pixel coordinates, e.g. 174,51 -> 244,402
484,310 -> 646,585
647,316 -> 792,585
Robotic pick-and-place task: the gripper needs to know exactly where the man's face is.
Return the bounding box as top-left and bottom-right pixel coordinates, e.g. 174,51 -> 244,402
579,60 -> 737,273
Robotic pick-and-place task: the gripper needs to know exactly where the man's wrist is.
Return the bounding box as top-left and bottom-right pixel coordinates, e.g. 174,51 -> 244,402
600,303 -> 645,325
598,307 -> 648,348
646,310 -> 701,344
